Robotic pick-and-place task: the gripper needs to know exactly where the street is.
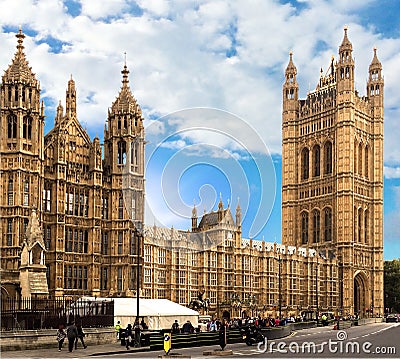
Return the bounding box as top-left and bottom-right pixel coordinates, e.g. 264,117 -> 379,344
101,322 -> 400,358
2,323 -> 399,358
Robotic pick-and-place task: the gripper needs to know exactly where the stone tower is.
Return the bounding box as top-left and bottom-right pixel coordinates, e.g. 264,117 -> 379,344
282,28 -> 384,317
103,61 -> 145,296
0,29 -> 45,298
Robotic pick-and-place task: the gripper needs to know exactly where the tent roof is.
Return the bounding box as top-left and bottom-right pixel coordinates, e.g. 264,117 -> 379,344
76,297 -> 199,317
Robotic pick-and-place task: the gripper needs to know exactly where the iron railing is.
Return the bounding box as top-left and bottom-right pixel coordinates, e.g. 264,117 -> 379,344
1,297 -> 114,330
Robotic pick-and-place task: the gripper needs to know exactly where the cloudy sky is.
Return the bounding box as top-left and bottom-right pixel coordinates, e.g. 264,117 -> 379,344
1,0 -> 399,259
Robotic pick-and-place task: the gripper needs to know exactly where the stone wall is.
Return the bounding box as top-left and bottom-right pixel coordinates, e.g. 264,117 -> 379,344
0,327 -> 115,351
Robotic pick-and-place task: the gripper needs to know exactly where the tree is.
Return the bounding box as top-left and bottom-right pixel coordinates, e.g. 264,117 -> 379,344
384,259 -> 400,313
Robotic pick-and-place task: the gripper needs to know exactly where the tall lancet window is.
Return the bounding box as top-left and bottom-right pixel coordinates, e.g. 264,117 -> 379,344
324,141 -> 332,174
301,211 -> 309,244
8,177 -> 14,206
7,115 -> 17,139
313,145 -> 320,177
313,209 -> 320,243
23,179 -> 29,206
301,148 -> 309,180
118,141 -> 126,165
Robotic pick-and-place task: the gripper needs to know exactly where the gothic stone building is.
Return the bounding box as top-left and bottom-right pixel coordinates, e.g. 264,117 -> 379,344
282,28 -> 384,317
1,29 -> 145,299
1,28 -> 382,319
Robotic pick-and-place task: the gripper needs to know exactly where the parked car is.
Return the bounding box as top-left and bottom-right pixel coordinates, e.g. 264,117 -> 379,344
385,314 -> 398,323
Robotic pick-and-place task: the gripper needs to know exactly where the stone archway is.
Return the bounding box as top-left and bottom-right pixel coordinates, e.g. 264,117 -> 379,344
354,271 -> 368,318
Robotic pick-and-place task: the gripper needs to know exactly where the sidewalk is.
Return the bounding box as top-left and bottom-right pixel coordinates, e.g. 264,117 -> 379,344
1,342 -> 150,358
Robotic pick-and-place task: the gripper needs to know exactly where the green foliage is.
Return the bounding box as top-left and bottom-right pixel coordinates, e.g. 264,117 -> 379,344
384,259 -> 400,313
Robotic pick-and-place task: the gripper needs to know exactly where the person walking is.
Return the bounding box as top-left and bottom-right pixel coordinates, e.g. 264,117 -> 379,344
133,320 -> 143,347
66,321 -> 78,352
115,321 -> 122,340
74,323 -> 87,349
56,324 -> 66,352
125,323 -> 133,350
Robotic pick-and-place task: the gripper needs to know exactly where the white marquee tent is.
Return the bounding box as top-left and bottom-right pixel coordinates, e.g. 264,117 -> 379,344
71,297 -> 199,330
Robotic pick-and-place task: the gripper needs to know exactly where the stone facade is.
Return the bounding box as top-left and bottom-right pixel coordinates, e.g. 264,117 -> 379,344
281,28 -> 384,317
1,28 -> 382,319
1,30 -> 145,299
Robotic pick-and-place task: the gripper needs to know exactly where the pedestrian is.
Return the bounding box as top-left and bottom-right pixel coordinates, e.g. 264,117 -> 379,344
182,320 -> 194,333
171,319 -> 180,334
115,321 -> 122,340
66,321 -> 78,352
56,324 -> 66,352
125,323 -> 132,350
140,318 -> 148,330
74,323 -> 87,349
133,320 -> 143,347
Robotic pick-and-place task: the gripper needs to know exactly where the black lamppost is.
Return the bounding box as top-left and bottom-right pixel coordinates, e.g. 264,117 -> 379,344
276,256 -> 282,319
134,222 -> 143,324
315,260 -> 319,325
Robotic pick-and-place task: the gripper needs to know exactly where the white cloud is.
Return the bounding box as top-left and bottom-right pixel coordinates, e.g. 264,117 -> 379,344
384,166 -> 400,179
0,0 -> 399,169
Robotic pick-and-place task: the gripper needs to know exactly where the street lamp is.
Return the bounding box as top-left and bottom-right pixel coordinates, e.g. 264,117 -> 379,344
134,222 -> 143,324
315,259 -> 319,325
276,256 -> 282,319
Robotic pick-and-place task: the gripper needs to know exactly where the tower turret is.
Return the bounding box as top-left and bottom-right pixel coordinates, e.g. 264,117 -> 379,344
192,202 -> 198,232
336,26 -> 355,94
367,48 -> 384,109
66,75 -> 77,119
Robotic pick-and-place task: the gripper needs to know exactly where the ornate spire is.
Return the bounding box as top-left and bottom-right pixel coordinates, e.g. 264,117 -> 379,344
236,197 -> 242,226
339,26 -> 353,53
192,201 -> 197,218
285,51 -> 297,75
3,28 -> 38,84
369,47 -> 382,70
218,193 -> 224,211
66,75 -> 77,119
111,59 -> 141,115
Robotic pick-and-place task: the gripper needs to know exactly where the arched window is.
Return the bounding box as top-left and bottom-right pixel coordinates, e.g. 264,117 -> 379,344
364,209 -> 369,244
324,207 -> 332,241
118,196 -> 124,219
358,208 -> 362,242
313,145 -> 320,177
117,141 -> 126,165
324,141 -> 332,174
301,148 -> 309,180
7,115 -> 17,139
365,145 -> 369,179
23,179 -> 29,206
14,85 -> 18,101
8,177 -> 14,206
354,140 -> 358,173
358,143 -> 363,175
301,212 -> 309,244
118,117 -> 121,130
27,117 -> 32,140
313,209 -> 320,243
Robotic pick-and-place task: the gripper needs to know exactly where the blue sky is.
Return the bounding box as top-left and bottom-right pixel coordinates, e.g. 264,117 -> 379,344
0,0 -> 399,259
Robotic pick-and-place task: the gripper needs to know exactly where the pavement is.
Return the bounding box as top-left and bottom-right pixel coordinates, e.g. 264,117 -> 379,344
1,341 -> 151,358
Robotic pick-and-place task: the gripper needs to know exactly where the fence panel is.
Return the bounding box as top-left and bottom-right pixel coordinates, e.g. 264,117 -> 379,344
1,297 -> 114,330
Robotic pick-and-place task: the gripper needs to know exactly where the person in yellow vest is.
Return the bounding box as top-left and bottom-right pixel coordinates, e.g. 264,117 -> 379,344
321,314 -> 328,326
115,321 -> 122,340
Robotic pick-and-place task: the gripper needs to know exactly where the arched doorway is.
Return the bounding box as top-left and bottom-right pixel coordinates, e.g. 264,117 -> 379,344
354,272 -> 368,318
